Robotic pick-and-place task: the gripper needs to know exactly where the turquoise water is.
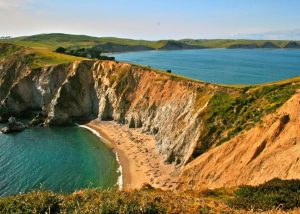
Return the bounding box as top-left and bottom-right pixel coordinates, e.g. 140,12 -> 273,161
112,49 -> 300,84
0,126 -> 119,197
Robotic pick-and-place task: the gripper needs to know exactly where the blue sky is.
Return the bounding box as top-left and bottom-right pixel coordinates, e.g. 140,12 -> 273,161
0,0 -> 300,40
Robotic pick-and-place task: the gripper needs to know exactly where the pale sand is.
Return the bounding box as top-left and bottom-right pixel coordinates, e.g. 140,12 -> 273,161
85,119 -> 178,190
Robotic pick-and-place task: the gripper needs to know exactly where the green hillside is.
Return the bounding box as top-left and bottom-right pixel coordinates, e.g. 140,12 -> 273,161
0,43 -> 85,69
1,33 -> 300,53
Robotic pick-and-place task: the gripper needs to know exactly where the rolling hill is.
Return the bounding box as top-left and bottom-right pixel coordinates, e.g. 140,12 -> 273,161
1,33 -> 300,53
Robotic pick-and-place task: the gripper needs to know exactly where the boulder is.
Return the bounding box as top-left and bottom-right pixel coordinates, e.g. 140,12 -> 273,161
1,117 -> 26,134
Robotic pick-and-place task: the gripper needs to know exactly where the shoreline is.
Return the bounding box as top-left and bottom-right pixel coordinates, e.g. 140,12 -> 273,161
81,120 -> 178,190
78,124 -> 123,190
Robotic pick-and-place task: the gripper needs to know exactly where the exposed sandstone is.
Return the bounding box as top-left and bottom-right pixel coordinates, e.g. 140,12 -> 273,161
178,92 -> 300,190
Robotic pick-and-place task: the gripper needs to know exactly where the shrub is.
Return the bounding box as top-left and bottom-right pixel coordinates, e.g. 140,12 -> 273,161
55,47 -> 66,54
228,178 -> 300,211
0,189 -> 212,213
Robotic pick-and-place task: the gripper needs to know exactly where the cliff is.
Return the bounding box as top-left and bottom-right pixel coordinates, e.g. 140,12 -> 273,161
0,45 -> 221,164
178,91 -> 300,190
1,43 -> 300,188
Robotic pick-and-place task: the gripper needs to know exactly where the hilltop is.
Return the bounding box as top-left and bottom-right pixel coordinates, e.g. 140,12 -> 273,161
1,33 -> 300,54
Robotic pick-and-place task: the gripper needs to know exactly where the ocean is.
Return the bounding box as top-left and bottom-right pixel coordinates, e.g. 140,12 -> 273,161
112,49 -> 300,84
0,125 -> 119,197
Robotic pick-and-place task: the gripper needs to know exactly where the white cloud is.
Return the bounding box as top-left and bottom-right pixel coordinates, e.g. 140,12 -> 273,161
0,0 -> 35,9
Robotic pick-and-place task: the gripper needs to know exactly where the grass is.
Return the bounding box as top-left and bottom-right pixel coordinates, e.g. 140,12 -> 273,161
0,188 -> 229,214
25,48 -> 86,69
2,33 -> 300,53
1,179 -> 300,213
0,43 -> 85,69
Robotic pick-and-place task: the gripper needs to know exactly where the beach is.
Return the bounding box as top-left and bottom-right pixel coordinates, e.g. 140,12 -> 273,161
84,120 -> 178,190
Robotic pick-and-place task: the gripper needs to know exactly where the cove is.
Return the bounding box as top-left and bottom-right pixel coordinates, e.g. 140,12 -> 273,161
0,125 -> 119,197
112,49 -> 300,85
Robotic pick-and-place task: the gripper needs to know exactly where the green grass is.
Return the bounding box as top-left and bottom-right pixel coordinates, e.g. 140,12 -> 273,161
25,48 -> 86,69
0,43 -> 86,69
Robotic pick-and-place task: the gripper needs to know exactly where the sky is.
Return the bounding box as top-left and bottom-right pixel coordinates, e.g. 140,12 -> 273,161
0,0 -> 300,40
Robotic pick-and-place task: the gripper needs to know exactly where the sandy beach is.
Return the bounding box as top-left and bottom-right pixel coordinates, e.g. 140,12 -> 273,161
84,120 -> 178,190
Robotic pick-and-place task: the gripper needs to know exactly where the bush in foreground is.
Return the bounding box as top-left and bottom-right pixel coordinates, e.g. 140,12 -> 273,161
228,178 -> 300,211
0,188 -> 228,214
2,179 -> 300,213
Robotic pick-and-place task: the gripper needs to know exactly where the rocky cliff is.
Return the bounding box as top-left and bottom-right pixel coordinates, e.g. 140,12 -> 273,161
0,47 -> 222,164
178,91 -> 300,190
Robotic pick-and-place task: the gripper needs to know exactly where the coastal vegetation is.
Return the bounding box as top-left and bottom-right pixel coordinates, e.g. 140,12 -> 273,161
55,46 -> 115,60
229,178 -> 300,211
1,179 -> 300,213
192,82 -> 300,157
0,43 -> 85,69
0,188 -> 224,213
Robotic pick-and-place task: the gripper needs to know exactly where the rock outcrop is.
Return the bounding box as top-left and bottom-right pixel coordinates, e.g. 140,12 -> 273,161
1,117 -> 25,133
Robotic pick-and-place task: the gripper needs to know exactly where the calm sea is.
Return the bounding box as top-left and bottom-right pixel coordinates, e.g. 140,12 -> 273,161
0,126 -> 119,197
112,49 -> 300,84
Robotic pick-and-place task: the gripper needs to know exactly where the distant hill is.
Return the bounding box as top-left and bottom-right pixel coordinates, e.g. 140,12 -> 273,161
284,41 -> 300,48
2,33 -> 300,53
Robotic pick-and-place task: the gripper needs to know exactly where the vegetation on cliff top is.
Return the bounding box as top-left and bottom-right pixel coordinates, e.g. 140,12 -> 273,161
192,82 -> 300,157
0,43 -> 85,69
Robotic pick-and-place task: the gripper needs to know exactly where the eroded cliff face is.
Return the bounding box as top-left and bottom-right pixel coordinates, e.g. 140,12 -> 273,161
178,92 -> 300,190
0,58 -> 220,164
